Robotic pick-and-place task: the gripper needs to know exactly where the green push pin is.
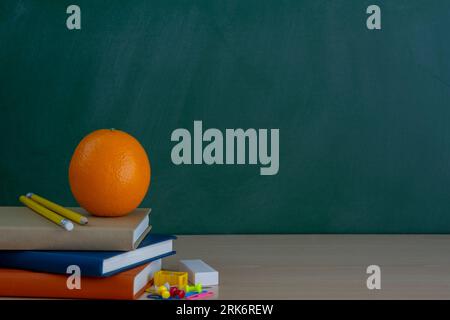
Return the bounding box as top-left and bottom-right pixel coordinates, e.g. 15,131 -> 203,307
185,283 -> 202,293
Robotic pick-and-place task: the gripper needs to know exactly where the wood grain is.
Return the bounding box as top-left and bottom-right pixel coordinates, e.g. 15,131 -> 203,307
144,235 -> 450,299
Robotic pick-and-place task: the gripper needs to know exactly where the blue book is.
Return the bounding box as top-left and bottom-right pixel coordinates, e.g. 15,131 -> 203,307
0,234 -> 176,277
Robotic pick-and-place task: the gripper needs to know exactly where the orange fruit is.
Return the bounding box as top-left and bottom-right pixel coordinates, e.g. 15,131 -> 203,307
69,129 -> 151,217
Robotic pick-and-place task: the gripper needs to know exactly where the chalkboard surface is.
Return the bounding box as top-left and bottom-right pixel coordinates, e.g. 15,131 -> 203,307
1,1 -> 450,233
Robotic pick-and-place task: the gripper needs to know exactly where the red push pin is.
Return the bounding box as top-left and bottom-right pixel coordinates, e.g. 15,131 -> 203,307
169,287 -> 186,299
169,287 -> 178,297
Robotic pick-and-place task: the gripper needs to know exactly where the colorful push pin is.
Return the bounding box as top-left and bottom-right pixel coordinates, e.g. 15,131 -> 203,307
186,283 -> 202,293
169,287 -> 186,299
157,285 -> 170,299
169,287 -> 178,297
186,291 -> 214,300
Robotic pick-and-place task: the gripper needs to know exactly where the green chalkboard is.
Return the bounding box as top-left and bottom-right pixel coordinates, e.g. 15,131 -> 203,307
1,0 -> 450,233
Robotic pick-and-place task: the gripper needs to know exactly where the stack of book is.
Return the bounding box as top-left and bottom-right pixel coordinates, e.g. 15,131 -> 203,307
0,207 -> 176,299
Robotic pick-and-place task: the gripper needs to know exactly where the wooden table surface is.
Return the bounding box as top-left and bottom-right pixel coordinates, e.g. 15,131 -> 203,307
146,235 -> 450,300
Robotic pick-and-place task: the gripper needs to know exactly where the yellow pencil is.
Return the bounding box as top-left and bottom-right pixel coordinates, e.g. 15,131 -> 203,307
19,195 -> 74,231
26,193 -> 88,225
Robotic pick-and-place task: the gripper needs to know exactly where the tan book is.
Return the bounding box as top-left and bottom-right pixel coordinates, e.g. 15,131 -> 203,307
0,207 -> 151,251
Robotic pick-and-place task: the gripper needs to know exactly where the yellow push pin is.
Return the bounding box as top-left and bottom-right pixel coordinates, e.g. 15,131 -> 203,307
157,285 -> 170,299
